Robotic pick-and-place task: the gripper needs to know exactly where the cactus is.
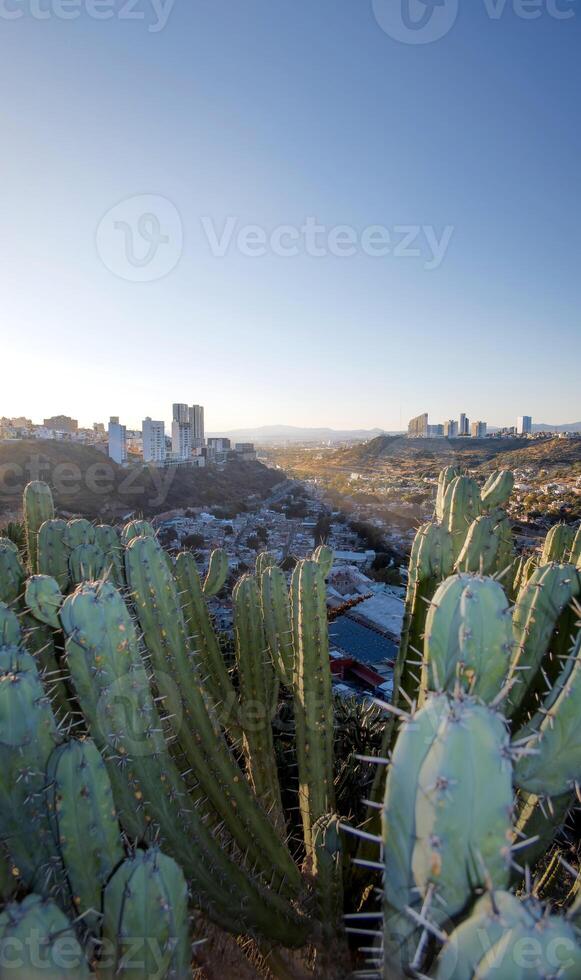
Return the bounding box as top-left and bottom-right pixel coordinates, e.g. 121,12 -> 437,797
541,522 -> 576,565
455,515 -> 502,576
25,575 -> 64,629
121,518 -> 156,546
23,481 -> 55,573
0,542 -> 25,607
0,602 -> 21,646
46,739 -> 124,929
68,543 -> 107,585
0,537 -> 19,555
0,645 -> 63,895
571,523 -> 581,567
313,544 -> 334,579
123,540 -> 302,895
100,849 -> 191,980
60,580 -> 307,942
442,475 -> 482,559
233,574 -> 283,825
260,564 -> 295,689
0,894 -> 90,977
174,551 -> 241,740
382,695 -> 512,967
481,468 -> 515,510
433,890 -> 581,980
508,563 -> 581,718
94,524 -> 125,588
435,465 -> 461,523
203,548 -> 229,596
291,559 -> 335,856
256,550 -> 277,580
311,813 -> 343,945
62,518 -> 95,550
513,633 -> 581,798
422,574 -> 514,702
37,519 -> 69,591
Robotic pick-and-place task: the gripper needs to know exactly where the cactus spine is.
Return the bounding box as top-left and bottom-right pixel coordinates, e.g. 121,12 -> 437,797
23,481 -> 55,573
291,559 -> 335,855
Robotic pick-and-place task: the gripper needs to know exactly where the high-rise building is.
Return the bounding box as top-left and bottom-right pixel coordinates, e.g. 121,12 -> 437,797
142,418 -> 166,463
427,424 -> 445,438
445,420 -> 459,438
408,413 -> 429,438
108,416 -> 127,465
172,420 -> 192,460
189,404 -> 205,449
172,403 -> 189,424
471,421 -> 487,439
459,413 -> 470,436
517,415 -> 532,435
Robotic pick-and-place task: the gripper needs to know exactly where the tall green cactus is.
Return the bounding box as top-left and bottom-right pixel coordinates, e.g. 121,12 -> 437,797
455,515 -> 501,576
382,694 -> 513,968
25,575 -> 64,629
203,548 -> 229,596
123,540 -> 302,895
62,518 -> 94,550
23,481 -> 55,573
68,542 -> 107,585
46,738 -> 124,930
100,849 -> 191,980
435,465 -> 461,522
541,523 -> 576,565
174,551 -> 241,740
121,518 -> 155,546
291,559 -> 335,855
442,475 -> 482,559
256,550 -> 277,580
0,542 -> 25,607
0,894 -> 91,977
422,574 -> 514,701
233,574 -> 283,825
433,891 -> 581,980
481,468 -> 515,510
59,581 -> 307,943
508,563 -> 581,718
313,544 -> 334,579
0,645 -> 63,896
0,602 -> 20,646
94,524 -> 125,588
260,564 -> 294,689
37,519 -> 69,591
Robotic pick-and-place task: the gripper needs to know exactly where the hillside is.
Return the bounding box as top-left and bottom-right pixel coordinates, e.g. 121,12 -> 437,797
0,440 -> 282,521
336,435 -> 581,474
208,424 -> 390,444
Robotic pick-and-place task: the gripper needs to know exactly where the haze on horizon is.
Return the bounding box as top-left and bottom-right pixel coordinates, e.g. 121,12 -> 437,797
1,2 -> 579,432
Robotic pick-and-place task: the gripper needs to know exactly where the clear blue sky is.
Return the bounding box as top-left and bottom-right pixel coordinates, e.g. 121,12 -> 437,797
1,0 -> 579,431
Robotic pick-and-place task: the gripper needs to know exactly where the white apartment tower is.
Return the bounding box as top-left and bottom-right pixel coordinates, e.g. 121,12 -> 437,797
471,421 -> 487,439
444,419 -> 459,438
142,418 -> 166,463
172,420 -> 192,460
108,416 -> 127,465
517,415 -> 532,435
172,403 -> 190,424
190,404 -> 205,449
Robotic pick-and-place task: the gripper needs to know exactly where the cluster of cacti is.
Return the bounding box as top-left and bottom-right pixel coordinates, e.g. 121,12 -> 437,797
1,475 -> 580,979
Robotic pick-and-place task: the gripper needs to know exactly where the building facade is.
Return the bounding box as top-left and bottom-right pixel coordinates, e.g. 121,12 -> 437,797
517,415 -> 533,435
172,403 -> 190,424
108,416 -> 127,465
444,419 -> 459,438
407,413 -> 429,438
471,421 -> 487,439
142,418 -> 166,463
171,420 -> 192,460
190,404 -> 205,449
43,415 -> 78,433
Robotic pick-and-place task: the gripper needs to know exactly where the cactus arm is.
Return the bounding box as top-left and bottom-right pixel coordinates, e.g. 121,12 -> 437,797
0,543 -> 26,607
541,523 -> 576,565
68,543 -> 107,585
174,551 -> 242,741
62,518 -> 95,550
203,548 -> 229,596
260,565 -> 295,689
313,544 -> 334,579
23,481 -> 55,573
291,559 -> 335,855
46,739 -> 124,930
37,519 -> 70,591
0,894 -> 91,977
25,575 -> 64,630
94,524 -> 126,588
233,574 -> 284,826
121,519 -> 156,545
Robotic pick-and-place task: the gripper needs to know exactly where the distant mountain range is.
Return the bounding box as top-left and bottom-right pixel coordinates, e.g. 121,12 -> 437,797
207,425 -> 396,444
532,422 -> 581,433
